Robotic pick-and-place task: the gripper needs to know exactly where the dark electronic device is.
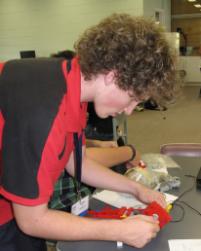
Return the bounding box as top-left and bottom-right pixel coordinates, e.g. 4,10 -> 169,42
20,50 -> 36,58
196,167 -> 201,189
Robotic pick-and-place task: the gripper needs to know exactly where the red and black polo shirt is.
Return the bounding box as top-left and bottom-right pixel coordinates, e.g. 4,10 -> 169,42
0,57 -> 87,225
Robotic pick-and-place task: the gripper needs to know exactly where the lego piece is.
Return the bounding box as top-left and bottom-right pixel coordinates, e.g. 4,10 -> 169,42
142,201 -> 171,228
87,202 -> 171,229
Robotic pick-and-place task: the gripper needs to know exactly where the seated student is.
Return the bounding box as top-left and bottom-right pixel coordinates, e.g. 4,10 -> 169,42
86,102 -> 114,141
85,101 -> 138,172
86,102 -> 127,146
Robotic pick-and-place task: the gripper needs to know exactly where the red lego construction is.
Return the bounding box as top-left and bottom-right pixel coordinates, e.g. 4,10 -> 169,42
87,201 -> 171,229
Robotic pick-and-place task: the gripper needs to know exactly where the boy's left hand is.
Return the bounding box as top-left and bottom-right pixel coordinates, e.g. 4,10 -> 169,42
136,184 -> 167,208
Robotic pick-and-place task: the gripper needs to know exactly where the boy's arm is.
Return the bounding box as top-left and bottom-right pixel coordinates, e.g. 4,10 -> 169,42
66,148 -> 166,208
13,202 -> 119,240
12,148 -> 162,248
13,201 -> 159,248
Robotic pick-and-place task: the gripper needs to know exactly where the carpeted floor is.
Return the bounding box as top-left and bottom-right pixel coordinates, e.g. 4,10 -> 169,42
127,85 -> 201,154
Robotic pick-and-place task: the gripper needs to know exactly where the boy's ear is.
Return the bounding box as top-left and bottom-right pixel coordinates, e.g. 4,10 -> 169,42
104,71 -> 116,86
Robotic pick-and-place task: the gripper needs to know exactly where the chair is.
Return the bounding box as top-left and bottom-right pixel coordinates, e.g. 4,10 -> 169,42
160,143 -> 201,157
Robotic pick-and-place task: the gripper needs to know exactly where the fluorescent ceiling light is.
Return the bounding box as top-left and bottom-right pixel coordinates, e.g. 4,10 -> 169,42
188,0 -> 196,2
194,3 -> 201,7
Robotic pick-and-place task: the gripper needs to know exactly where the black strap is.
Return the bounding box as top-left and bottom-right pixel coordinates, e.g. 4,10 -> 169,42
73,132 -> 83,195
67,58 -> 82,198
67,59 -> 72,73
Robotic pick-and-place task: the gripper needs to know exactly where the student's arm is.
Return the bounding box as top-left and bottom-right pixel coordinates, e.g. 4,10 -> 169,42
12,149 -> 161,248
85,145 -> 139,167
13,201 -> 159,248
67,148 -> 166,208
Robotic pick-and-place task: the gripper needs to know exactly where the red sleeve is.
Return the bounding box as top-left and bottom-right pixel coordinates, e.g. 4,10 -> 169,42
0,63 -> 4,73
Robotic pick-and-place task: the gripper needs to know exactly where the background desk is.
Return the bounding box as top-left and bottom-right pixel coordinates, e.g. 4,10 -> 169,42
57,156 -> 201,251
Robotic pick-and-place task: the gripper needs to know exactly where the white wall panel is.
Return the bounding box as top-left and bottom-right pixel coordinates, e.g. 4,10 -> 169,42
143,0 -> 171,31
0,0 -> 144,60
177,56 -> 201,84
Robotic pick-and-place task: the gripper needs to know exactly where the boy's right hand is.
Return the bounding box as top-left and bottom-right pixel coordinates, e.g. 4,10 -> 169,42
118,214 -> 160,248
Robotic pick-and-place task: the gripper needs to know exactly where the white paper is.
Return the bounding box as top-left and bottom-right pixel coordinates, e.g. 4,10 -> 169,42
92,190 -> 177,208
168,239 -> 201,251
164,193 -> 178,204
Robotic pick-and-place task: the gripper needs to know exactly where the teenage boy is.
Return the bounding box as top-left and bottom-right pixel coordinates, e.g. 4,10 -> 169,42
0,13 -> 176,250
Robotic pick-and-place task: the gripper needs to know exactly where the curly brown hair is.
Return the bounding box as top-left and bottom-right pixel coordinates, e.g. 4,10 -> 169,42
74,13 -> 177,104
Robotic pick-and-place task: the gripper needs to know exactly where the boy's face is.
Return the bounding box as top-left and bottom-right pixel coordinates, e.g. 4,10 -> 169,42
94,81 -> 139,118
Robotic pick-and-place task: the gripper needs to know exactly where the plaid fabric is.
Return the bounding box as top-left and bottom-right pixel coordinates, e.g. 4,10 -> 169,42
49,170 -> 92,212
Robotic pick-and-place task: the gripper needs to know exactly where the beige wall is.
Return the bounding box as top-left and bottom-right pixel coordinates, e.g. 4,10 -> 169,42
143,0 -> 171,31
0,0 -> 143,60
0,0 -> 171,61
